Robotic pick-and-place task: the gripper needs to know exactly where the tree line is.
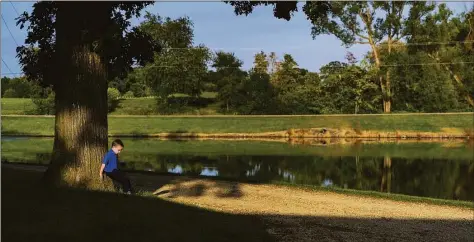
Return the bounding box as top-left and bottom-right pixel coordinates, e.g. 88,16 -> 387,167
5,3 -> 473,115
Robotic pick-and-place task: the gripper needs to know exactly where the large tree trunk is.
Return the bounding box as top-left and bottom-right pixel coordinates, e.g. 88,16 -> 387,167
363,7 -> 391,114
43,47 -> 109,189
369,42 -> 391,113
43,3 -> 111,189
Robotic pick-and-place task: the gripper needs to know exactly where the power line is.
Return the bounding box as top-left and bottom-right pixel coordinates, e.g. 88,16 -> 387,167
359,40 -> 474,47
380,61 -> 474,67
1,14 -> 19,47
150,40 -> 474,52
1,59 -> 14,74
10,2 -> 20,16
141,61 -> 474,69
2,61 -> 472,77
1,72 -> 23,76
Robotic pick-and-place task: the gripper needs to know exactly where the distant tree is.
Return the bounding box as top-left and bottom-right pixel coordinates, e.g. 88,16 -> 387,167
271,54 -> 299,88
138,12 -> 211,109
0,76 -> 38,98
211,51 -> 247,112
267,51 -> 279,75
228,1 -> 441,113
319,61 -> 380,114
253,51 -> 269,74
404,4 -> 474,108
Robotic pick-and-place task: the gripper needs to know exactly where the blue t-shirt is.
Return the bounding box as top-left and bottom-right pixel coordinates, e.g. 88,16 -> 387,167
102,149 -> 118,173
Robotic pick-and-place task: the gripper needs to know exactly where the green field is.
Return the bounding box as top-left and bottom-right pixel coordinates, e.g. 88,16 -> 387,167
1,94 -> 221,116
1,98 -> 36,115
2,113 -> 473,136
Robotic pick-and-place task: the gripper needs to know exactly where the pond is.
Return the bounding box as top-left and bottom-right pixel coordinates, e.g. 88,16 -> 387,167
1,137 -> 473,201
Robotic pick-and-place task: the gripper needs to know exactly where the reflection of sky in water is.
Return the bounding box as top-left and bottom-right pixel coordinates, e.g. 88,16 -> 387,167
167,165 -> 219,176
246,164 -> 261,176
168,165 -> 183,174
200,167 -> 218,177
2,136 -> 473,201
322,179 -> 333,187
283,171 -> 295,181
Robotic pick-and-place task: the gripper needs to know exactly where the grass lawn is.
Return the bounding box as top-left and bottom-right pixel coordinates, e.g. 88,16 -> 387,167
1,113 -> 473,136
2,93 -> 222,116
1,98 -> 36,115
2,167 -> 273,242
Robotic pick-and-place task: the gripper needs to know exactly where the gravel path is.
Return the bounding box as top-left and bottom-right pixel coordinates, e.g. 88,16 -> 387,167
150,178 -> 474,241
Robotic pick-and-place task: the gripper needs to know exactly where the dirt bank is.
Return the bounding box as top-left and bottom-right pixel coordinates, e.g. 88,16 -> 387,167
109,127 -> 472,139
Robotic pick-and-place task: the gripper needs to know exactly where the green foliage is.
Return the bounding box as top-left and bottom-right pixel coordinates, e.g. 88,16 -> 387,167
107,88 -> 120,112
237,72 -> 277,114
137,12 -> 212,111
16,2 -> 158,86
0,77 -> 38,98
210,51 -> 247,113
146,46 -> 211,101
11,2 -> 474,117
2,89 -> 17,98
123,91 -> 135,99
404,4 -> 474,108
388,52 -> 461,112
319,61 -> 380,114
31,89 -> 55,115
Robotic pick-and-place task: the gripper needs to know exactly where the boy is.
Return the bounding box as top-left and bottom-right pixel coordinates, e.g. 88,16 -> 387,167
99,139 -> 133,194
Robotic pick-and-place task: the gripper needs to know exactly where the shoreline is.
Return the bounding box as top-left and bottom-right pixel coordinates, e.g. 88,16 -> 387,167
2,127 -> 472,139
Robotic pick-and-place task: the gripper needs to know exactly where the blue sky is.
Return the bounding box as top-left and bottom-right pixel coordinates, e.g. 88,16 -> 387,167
1,1 -> 471,77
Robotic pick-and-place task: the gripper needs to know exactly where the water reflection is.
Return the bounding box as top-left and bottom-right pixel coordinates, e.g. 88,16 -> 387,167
1,137 -> 473,201
116,153 -> 472,201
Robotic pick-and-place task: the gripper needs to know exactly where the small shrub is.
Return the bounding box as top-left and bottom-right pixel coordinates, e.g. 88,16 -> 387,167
128,107 -> 155,115
31,90 -> 55,115
122,91 -> 135,99
107,88 -> 120,112
2,89 -> 17,98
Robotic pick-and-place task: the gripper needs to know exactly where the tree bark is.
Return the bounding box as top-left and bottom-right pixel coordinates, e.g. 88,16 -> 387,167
42,3 -> 111,189
367,34 -> 391,113
361,6 -> 392,113
43,46 -> 109,189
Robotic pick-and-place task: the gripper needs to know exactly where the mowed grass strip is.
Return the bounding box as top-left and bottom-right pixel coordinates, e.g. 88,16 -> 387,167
1,113 -> 473,136
1,98 -> 36,115
1,94 -> 221,116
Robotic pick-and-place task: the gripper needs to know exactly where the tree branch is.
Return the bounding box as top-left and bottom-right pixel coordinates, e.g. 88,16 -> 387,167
356,33 -> 369,40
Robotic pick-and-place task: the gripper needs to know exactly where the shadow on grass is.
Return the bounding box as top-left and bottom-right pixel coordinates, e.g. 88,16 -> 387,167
3,167 -> 473,242
2,167 -> 272,242
127,171 -> 244,199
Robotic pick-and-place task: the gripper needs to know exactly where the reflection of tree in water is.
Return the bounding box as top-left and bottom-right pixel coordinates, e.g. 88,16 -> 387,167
106,153 -> 474,201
